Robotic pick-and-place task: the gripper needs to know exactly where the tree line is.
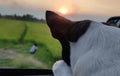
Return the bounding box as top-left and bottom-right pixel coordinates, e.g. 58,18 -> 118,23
0,13 -> 45,23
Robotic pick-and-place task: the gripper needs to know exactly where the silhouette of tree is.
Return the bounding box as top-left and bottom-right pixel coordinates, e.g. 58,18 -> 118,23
0,13 -> 1,17
22,14 -> 33,20
0,13 -> 46,23
40,18 -> 46,23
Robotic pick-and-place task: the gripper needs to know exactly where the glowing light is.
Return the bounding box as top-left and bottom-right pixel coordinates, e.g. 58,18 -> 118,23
59,8 -> 68,14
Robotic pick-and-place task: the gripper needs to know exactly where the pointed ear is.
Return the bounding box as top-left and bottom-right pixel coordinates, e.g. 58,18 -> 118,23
46,10 -> 72,40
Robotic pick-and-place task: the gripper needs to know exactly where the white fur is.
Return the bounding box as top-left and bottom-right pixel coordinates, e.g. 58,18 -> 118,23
53,21 -> 120,76
52,60 -> 72,76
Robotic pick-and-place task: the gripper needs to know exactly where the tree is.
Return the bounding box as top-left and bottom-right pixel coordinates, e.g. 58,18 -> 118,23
14,14 -> 17,19
22,14 -> 34,21
40,18 -> 46,23
0,13 -> 42,22
0,13 -> 2,17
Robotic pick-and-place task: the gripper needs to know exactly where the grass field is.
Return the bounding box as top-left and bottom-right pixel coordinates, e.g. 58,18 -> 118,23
0,18 -> 24,41
0,18 -> 62,68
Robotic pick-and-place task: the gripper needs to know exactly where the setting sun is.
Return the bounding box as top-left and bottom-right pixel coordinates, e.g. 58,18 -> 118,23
59,8 -> 68,14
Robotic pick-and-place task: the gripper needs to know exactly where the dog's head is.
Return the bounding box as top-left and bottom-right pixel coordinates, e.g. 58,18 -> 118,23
46,11 -> 91,66
46,11 -> 120,76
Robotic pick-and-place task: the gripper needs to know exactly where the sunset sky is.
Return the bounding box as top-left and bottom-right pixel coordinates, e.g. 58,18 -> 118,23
0,0 -> 120,22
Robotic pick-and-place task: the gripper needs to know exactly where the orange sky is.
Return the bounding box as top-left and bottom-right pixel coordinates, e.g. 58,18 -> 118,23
0,0 -> 120,21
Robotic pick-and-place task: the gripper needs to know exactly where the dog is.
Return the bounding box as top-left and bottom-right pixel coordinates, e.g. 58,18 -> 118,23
46,11 -> 120,76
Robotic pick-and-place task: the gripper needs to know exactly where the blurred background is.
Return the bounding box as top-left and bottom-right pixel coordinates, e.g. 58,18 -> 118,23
0,0 -> 119,69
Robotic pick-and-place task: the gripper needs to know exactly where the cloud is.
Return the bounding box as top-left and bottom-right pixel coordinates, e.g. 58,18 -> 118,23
0,0 -> 76,12
71,0 -> 120,16
0,0 -> 119,17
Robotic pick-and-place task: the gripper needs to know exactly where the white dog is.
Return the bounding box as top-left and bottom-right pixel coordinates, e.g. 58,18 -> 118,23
46,11 -> 120,76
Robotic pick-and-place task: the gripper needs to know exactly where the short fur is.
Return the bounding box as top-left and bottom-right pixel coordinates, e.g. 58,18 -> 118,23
46,11 -> 120,76
46,11 -> 90,66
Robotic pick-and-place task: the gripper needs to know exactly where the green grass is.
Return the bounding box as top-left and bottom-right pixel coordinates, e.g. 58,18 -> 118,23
0,18 -> 62,68
25,22 -> 61,58
0,59 -> 14,67
0,18 -> 24,41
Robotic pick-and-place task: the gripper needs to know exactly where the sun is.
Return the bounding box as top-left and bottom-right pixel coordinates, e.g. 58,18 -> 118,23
59,8 -> 68,14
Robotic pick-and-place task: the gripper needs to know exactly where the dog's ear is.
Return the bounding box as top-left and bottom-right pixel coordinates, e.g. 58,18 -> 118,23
46,11 -> 72,40
46,11 -> 91,42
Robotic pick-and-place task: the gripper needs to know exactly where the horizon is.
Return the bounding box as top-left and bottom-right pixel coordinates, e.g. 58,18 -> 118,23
0,0 -> 120,22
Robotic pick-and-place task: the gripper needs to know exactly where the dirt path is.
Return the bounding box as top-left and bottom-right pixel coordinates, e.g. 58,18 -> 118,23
0,48 -> 48,69
0,49 -> 18,59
